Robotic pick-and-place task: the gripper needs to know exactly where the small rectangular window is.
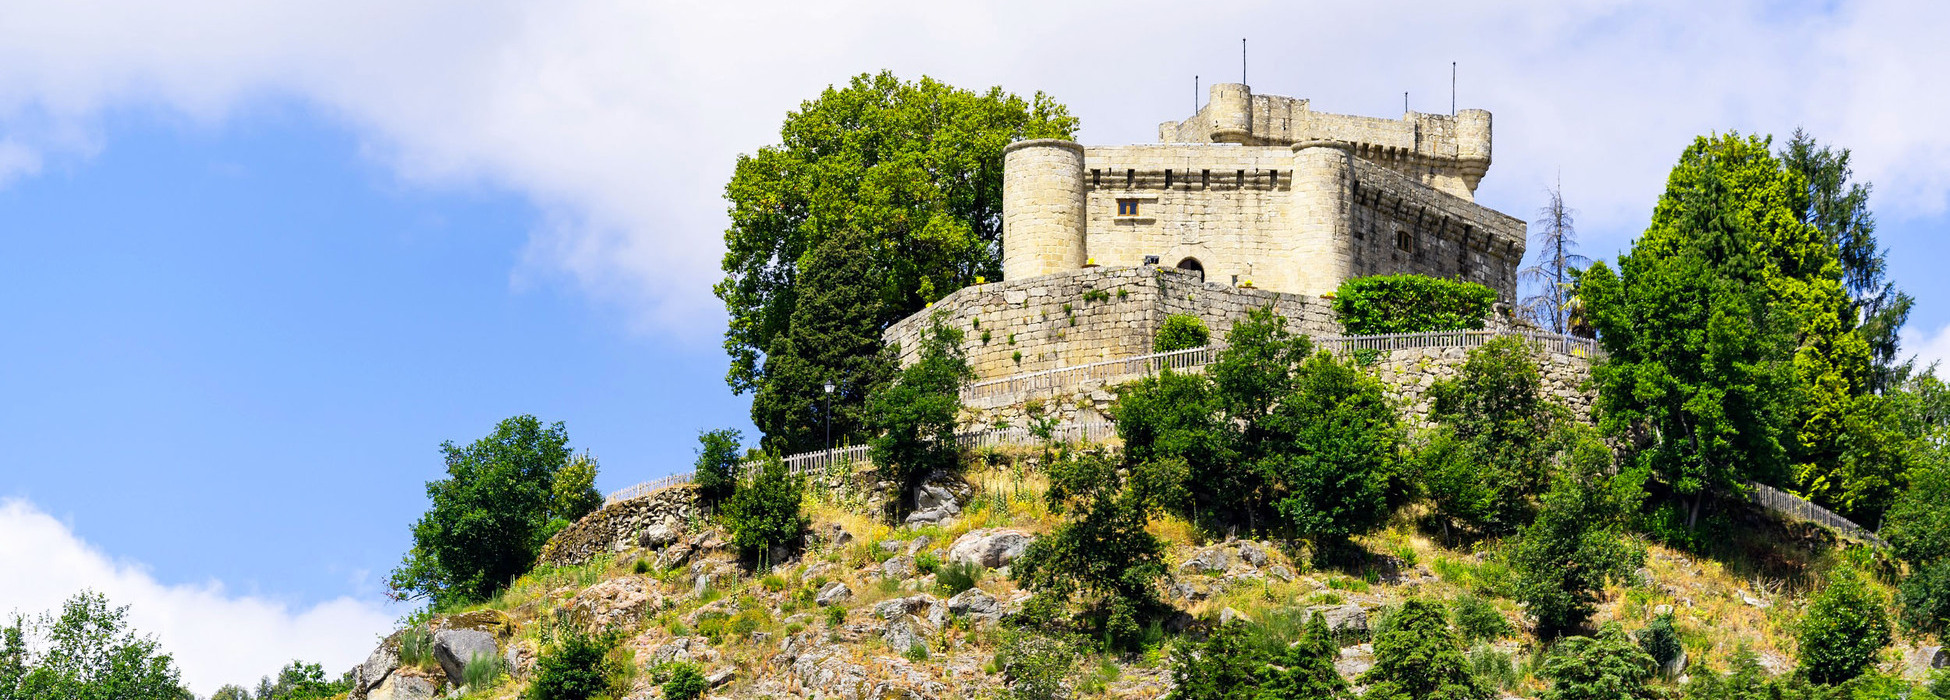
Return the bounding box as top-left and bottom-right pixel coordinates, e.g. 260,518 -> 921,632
1117,199 -> 1140,216
1201,169 -> 1210,188
1165,169 -> 1174,188
1268,170 -> 1279,187
1127,169 -> 1136,188
1396,230 -> 1415,253
1236,170 -> 1245,187
1092,169 -> 1101,187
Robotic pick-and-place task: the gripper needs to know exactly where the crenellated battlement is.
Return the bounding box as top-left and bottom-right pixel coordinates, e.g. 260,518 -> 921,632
1158,83 -> 1491,199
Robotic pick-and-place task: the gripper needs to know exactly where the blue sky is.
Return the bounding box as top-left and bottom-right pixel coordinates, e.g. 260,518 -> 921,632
1,1 -> 1947,694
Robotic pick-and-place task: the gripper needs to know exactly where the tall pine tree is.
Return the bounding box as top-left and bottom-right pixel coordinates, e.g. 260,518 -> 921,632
753,225 -> 896,453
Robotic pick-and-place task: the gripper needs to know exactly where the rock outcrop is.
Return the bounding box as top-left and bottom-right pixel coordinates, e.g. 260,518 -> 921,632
538,484 -> 699,567
946,529 -> 1033,569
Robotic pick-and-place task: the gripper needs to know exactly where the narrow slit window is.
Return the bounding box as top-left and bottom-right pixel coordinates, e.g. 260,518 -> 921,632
1126,169 -> 1136,188
1236,170 -> 1245,187
1092,169 -> 1101,187
1268,170 -> 1279,187
1201,169 -> 1210,188
1165,169 -> 1174,188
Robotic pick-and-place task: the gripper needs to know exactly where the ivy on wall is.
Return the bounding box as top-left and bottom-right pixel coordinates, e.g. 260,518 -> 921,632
1332,275 -> 1496,335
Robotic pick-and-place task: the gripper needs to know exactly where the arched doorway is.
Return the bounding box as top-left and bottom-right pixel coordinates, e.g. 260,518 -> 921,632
1175,257 -> 1204,283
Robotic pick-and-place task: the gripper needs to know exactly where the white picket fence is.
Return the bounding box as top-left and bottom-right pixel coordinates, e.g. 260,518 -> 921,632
1751,482 -> 1889,548
604,420 -> 1117,505
605,327 -> 1601,505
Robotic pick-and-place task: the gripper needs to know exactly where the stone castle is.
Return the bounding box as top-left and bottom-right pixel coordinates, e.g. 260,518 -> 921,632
1002,82 -> 1525,300
886,83 -> 1536,390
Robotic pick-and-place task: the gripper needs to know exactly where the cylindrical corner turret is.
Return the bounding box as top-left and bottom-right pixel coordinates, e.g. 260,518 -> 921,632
1002,139 -> 1088,281
1207,83 -> 1252,144
1455,108 -> 1492,194
1287,140 -> 1355,296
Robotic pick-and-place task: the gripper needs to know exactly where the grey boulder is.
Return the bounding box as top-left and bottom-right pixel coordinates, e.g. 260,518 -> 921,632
432,628 -> 499,685
366,673 -> 437,700
945,529 -> 1033,569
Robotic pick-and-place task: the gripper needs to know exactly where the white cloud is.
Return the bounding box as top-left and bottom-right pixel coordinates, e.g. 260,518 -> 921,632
1903,322 -> 1950,373
0,1 -> 1943,329
0,499 -> 398,696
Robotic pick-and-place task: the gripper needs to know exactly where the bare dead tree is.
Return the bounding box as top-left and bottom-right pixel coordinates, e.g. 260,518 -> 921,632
1519,177 -> 1591,334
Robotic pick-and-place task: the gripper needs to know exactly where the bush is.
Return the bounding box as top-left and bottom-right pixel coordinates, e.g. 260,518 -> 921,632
462,652 -> 506,690
721,455 -> 809,563
1166,623 -> 1267,700
937,560 -> 983,596
1900,558 -> 1950,636
692,428 -> 744,506
397,627 -> 436,670
1798,565 -> 1892,685
1636,614 -> 1681,668
1512,435 -> 1646,636
1540,623 -> 1659,700
1417,337 -> 1564,538
905,643 -> 930,661
1012,450 -> 1166,646
915,551 -> 941,575
1257,613 -> 1347,700
659,662 -> 708,700
867,314 -> 972,512
1332,274 -> 1496,335
995,630 -> 1078,700
1360,598 -> 1490,700
825,606 -> 847,626
390,415 -> 596,606
527,625 -> 624,700
1450,595 -> 1512,643
1153,314 -> 1210,352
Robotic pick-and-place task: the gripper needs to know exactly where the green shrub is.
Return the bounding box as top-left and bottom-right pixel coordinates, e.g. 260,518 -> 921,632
462,652 -> 506,690
527,625 -> 624,700
1153,314 -> 1210,352
1798,565 -> 1892,685
1083,289 -> 1110,303
1360,598 -> 1490,700
1540,623 -> 1658,700
760,573 -> 788,591
692,428 -> 744,507
1636,613 -> 1681,668
659,663 -> 708,700
1332,274 -> 1496,335
915,551 -> 941,575
868,314 -> 972,513
1450,595 -> 1512,642
825,606 -> 847,626
722,455 -> 809,562
937,561 -> 983,596
1900,558 -> 1950,636
1468,644 -> 1519,691
905,643 -> 930,661
1512,439 -> 1645,636
397,627 -> 436,670
995,629 -> 1078,700
633,559 -> 652,575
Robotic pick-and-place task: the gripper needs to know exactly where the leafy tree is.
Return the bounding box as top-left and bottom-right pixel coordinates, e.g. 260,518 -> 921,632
1540,623 -> 1659,700
867,314 -> 972,511
210,686 -> 251,700
1797,565 -> 1891,685
1166,623 -> 1266,700
390,416 -> 591,606
1519,177 -> 1593,334
1416,337 -> 1565,537
0,591 -> 189,700
691,428 -> 745,506
1899,558 -> 1950,637
1885,457 -> 1950,567
1013,449 -> 1167,648
1257,613 -> 1350,700
551,452 -> 603,528
1580,133 -> 1866,525
248,660 -> 348,700
1116,306 -> 1400,541
1155,314 -> 1212,353
721,455 -> 809,565
719,71 -> 1076,444
749,225 -> 899,453
1780,129 -> 1912,394
1511,433 -> 1646,636
1359,598 -> 1490,700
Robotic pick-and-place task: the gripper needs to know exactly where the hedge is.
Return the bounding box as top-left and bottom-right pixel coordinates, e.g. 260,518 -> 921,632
1332,275 -> 1496,335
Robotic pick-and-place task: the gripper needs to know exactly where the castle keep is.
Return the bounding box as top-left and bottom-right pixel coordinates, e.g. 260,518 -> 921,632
1002,83 -> 1526,300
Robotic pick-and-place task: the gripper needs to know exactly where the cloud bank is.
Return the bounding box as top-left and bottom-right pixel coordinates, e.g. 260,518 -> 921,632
0,499 -> 397,696
0,1 -> 1945,335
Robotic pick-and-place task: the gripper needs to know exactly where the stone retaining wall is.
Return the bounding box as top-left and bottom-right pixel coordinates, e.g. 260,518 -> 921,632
539,484 -> 700,567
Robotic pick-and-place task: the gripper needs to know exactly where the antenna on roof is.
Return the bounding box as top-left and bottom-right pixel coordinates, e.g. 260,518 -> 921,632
1451,62 -> 1457,116
1241,38 -> 1247,85
1195,75 -> 1199,114
1404,91 -> 1409,114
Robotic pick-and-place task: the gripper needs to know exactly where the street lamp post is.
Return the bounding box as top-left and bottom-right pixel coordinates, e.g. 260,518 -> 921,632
823,382 -> 836,451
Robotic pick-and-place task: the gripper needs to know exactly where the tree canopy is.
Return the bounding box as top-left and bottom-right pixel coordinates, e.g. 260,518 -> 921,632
389,415 -> 598,607
719,71 -> 1076,451
0,592 -> 189,700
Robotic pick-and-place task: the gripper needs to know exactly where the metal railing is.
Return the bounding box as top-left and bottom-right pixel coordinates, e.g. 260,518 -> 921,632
606,328 -> 1601,505
1750,482 -> 1889,548
962,346 -> 1217,403
604,420 -> 1116,505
